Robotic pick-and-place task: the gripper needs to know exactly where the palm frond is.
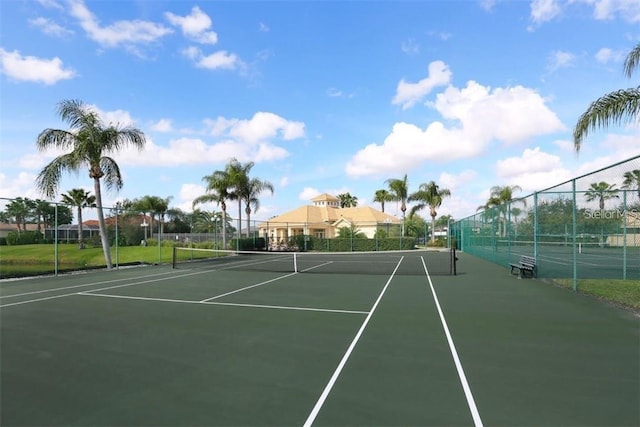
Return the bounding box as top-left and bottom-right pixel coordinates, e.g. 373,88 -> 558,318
35,153 -> 78,198
573,88 -> 640,151
36,128 -> 76,151
624,42 -> 640,79
100,156 -> 124,192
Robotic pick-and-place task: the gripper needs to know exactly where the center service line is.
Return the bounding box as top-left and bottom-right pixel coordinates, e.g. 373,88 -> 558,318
302,256 -> 404,427
421,257 -> 484,427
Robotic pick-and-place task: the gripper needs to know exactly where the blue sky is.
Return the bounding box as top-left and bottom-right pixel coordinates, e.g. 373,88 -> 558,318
1,0 -> 639,223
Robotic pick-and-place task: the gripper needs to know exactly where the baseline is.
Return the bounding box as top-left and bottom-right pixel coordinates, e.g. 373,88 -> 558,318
1,268 -> 220,308
0,269 -> 179,300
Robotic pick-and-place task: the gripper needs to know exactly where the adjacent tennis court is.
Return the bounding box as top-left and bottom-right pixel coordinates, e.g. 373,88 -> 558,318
1,250 -> 638,426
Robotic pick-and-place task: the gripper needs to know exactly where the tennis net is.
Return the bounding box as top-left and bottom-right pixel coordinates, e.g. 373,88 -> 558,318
172,247 -> 457,276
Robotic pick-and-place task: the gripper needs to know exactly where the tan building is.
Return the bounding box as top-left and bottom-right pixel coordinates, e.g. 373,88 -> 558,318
258,193 -> 401,248
607,210 -> 640,247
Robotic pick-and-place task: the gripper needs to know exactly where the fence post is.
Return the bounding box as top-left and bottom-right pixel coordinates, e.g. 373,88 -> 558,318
572,179 -> 578,292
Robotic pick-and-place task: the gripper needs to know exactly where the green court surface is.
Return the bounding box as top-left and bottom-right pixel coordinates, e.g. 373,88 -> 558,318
1,251 -> 638,426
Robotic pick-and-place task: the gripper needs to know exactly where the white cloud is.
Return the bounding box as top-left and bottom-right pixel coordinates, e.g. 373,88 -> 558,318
347,77 -> 565,177
150,119 -> 173,132
529,0 -> 563,24
0,48 -> 76,85
182,46 -> 243,71
207,112 -> 305,144
439,170 -> 478,192
496,147 -> 564,178
29,17 -> 74,37
547,50 -> 576,73
68,0 -> 172,49
165,6 -> 218,44
0,172 -> 40,200
259,22 -> 270,32
401,38 -> 420,55
279,176 -> 290,187
392,60 -> 452,110
299,187 -> 320,201
595,47 -> 624,64
589,0 -> 640,22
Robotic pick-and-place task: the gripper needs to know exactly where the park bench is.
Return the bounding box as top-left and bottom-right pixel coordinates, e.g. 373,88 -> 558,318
509,255 -> 537,278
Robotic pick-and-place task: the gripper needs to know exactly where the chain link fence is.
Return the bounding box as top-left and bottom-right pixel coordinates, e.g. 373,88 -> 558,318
0,200 -> 417,278
451,155 -> 640,284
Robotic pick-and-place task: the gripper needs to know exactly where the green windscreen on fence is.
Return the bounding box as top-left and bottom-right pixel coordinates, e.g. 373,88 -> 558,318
451,155 -> 640,281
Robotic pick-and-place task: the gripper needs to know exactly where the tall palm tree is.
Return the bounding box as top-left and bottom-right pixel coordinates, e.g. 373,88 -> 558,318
373,189 -> 393,213
36,99 -> 146,268
622,169 -> 640,199
243,178 -> 274,236
5,197 -> 31,232
585,181 -> 619,211
408,181 -> 451,243
226,158 -> 252,237
33,199 -> 52,232
386,174 -> 409,235
337,192 -> 359,208
574,43 -> 640,150
193,168 -> 233,249
61,188 -> 96,249
132,195 -> 173,237
479,185 -> 523,237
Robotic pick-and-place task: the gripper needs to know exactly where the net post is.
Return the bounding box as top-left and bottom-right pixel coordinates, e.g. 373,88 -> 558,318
451,247 -> 457,275
293,252 -> 298,273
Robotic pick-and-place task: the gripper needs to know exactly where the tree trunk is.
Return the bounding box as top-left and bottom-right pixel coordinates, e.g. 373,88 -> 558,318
221,203 -> 227,249
246,206 -> 251,239
237,200 -> 242,239
77,206 -> 85,249
431,214 -> 437,243
93,178 -> 113,269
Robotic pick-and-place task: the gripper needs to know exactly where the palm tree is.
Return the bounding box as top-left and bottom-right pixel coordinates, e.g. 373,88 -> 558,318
337,192 -> 359,208
226,158 -> 252,237
61,188 -> 96,249
479,185 -> 523,237
574,43 -> 640,150
408,181 -> 451,243
386,174 -> 409,235
242,178 -> 274,237
36,99 -> 146,268
622,169 -> 640,199
5,197 -> 31,232
373,189 -> 393,213
132,195 -> 173,237
584,181 -> 619,211
193,168 -> 233,249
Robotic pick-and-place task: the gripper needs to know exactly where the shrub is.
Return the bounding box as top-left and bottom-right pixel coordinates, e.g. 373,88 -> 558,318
6,231 -> 44,245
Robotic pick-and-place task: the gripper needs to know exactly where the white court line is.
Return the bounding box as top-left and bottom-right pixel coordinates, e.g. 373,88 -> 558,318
302,256 -> 404,427
0,269 -> 179,299
421,257 -> 484,427
0,268 -> 216,308
79,292 -> 368,315
199,272 -> 298,302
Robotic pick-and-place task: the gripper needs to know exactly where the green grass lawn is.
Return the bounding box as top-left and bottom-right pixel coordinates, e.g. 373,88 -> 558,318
552,278 -> 640,312
0,243 -> 174,277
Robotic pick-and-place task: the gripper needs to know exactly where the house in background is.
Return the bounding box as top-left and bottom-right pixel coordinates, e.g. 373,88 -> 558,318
258,193 -> 401,247
607,210 -> 640,247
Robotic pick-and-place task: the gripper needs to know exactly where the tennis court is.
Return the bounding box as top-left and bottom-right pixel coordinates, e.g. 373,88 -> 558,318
1,250 -> 638,426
